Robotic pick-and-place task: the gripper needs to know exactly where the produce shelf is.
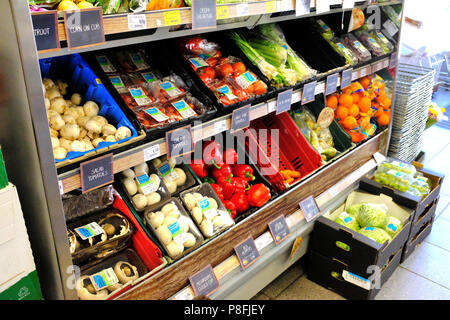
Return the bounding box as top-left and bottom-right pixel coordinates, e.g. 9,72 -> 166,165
114,129 -> 388,300
38,0 -> 402,59
57,54 -> 392,194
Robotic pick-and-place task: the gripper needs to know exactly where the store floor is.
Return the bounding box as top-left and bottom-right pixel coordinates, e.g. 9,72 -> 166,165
251,125 -> 450,300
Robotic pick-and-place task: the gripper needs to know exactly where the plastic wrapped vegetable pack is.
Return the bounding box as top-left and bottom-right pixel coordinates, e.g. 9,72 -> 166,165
289,107 -> 337,161
312,19 -> 334,40
327,37 -> 359,65
368,30 -> 394,54
377,158 -> 416,176
358,226 -> 392,244
341,33 -> 372,63
334,211 -> 360,231
384,216 -> 403,238
353,30 -> 387,57
229,24 -> 316,88
356,203 -> 388,228
180,36 -> 268,106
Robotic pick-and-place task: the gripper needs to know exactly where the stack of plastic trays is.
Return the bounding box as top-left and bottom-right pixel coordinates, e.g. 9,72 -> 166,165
388,63 -> 435,162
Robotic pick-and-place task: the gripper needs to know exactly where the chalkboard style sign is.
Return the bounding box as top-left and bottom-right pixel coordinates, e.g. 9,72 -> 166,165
189,264 -> 219,297
31,11 -> 60,53
192,0 -> 217,30
268,215 -> 290,245
63,7 -> 105,50
165,125 -> 194,159
234,236 -> 260,270
231,105 -> 250,132
341,68 -> 353,89
299,195 -> 321,222
80,153 -> 114,193
276,89 -> 293,115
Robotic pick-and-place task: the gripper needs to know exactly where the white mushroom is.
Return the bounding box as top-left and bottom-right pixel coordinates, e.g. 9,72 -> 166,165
59,138 -> 73,151
71,93 -> 82,106
71,140 -> 86,152
77,116 -> 91,128
45,87 -> 61,100
83,101 -> 100,117
183,233 -> 196,248
148,211 -> 164,229
47,109 -> 59,119
65,100 -> 73,107
85,119 -> 102,134
102,124 -> 117,136
192,206 -> 203,225
51,136 -> 60,148
161,203 -> 177,216
146,192 -> 161,206
123,178 -> 138,196
62,114 -> 76,125
183,193 -> 197,211
49,128 -> 59,138
121,169 -> 135,179
74,106 -> 85,118
91,138 -> 103,148
115,126 -> 132,141
163,178 -> 177,194
166,240 -> 184,258
91,115 -> 108,127
53,147 -> 67,160
173,168 -> 187,187
60,124 -> 80,140
50,97 -> 68,114
83,141 -> 94,151
104,135 -> 116,143
42,78 -> 55,90
178,216 -> 190,233
200,219 -> 214,237
132,193 -> 147,210
56,80 -> 68,95
44,98 -> 50,110
162,215 -> 178,228
133,163 -> 149,176
64,107 -> 80,120
79,128 -> 87,139
49,114 -> 65,131
155,226 -> 172,245
87,131 -> 100,140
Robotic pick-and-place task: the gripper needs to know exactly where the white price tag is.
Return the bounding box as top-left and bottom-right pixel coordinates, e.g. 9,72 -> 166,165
342,270 -> 372,290
329,186 -> 339,198
143,144 -> 160,162
128,14 -> 147,30
74,222 -> 104,240
383,20 -> 399,37
292,92 -> 301,104
214,119 -> 228,134
236,3 -> 249,17
296,0 -> 311,16
90,268 -> 119,291
342,0 -> 355,9
277,0 -> 294,11
315,0 -> 330,14
58,180 -> 64,195
255,232 -> 274,251
267,101 -> 276,113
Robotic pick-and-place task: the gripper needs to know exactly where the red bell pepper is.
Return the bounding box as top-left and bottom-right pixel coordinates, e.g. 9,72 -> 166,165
189,159 -> 208,179
210,184 -> 224,201
217,174 -> 235,200
223,200 -> 237,219
223,148 -> 238,165
202,140 -> 223,167
212,163 -> 232,181
230,192 -> 250,214
232,164 -> 255,182
231,176 -> 249,192
247,183 -> 271,207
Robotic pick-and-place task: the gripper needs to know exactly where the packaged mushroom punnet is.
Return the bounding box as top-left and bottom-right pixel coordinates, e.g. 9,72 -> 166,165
76,248 -> 148,300
144,198 -> 204,261
180,183 -> 235,239
119,161 -> 171,214
151,155 -> 196,196
67,209 -> 134,267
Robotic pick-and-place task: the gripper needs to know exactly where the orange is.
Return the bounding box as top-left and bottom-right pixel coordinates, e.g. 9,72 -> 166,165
342,116 -> 357,130
349,104 -> 360,117
358,97 -> 371,113
351,93 -> 360,104
338,93 -> 353,108
326,95 -> 338,109
335,106 -> 349,119
360,77 -> 371,89
380,97 -> 391,108
377,113 -> 390,126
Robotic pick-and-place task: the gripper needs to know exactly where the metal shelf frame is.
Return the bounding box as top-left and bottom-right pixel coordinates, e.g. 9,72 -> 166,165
0,0 -> 404,300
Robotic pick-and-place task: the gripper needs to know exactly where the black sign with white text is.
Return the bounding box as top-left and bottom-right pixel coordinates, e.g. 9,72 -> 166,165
31,11 -> 60,53
268,215 -> 290,245
189,264 -> 219,297
80,153 -> 114,193
64,8 -> 105,50
234,236 -> 260,270
166,125 -> 193,159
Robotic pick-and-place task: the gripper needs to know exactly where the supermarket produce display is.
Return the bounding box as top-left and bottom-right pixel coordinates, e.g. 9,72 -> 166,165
1,0 -> 423,301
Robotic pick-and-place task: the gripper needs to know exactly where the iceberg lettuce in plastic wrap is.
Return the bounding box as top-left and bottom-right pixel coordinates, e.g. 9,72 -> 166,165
356,203 -> 388,228
335,211 -> 360,231
346,203 -> 364,216
358,226 -> 392,244
384,216 -> 403,238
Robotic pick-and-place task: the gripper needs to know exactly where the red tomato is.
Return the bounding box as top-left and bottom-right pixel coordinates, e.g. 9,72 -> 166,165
218,57 -> 230,65
199,73 -> 212,84
233,89 -> 247,101
201,67 -> 216,79
218,63 -> 233,78
207,57 -> 217,67
232,62 -> 246,75
212,50 -> 222,59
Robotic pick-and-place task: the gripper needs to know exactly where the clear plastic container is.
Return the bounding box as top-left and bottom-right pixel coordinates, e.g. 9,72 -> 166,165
377,158 -> 416,176
369,30 -> 394,53
119,161 -> 171,214
354,30 -> 386,57
180,183 -> 235,239
151,156 -> 196,196
341,33 -> 372,63
144,198 -> 204,260
327,37 -> 359,65
115,49 -> 152,73
373,169 -> 414,193
409,175 -> 431,197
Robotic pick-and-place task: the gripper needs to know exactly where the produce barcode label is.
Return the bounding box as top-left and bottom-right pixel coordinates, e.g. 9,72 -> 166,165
189,57 -> 209,70
136,173 -> 158,195
129,87 -> 153,106
376,31 -> 389,44
218,85 -> 237,100
160,81 -> 183,98
128,14 -> 147,31
109,75 -> 125,89
141,72 -> 158,83
96,55 -> 116,73
172,100 -> 197,119
90,268 -> 119,291
235,71 -> 256,89
74,222 -> 104,240
168,221 -> 184,245
129,52 -> 150,70
198,198 -> 218,220
342,270 -> 371,290
157,162 -> 179,182
144,107 -> 169,122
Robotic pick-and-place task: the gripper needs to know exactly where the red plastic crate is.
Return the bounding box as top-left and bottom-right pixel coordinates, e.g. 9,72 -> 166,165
243,112 -> 322,192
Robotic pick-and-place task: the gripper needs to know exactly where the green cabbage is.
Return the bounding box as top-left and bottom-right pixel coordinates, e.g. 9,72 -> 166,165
335,212 -> 360,231
358,227 -> 392,244
347,203 -> 364,216
384,216 -> 403,238
357,203 -> 388,228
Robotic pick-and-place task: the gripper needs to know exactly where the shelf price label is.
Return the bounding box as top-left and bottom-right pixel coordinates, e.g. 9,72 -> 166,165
164,10 -> 181,26
166,125 -> 193,159
341,68 -> 353,89
276,89 -> 293,115
192,0 -> 217,30
234,236 -> 260,270
296,0 -> 311,16
63,7 -> 105,50
315,0 -> 330,14
301,81 -> 317,105
389,52 -> 398,69
189,264 -> 219,298
266,1 -> 277,13
299,195 -> 321,222
236,3 -> 249,17
342,0 -> 355,9
143,144 -> 161,162
128,14 -> 147,31
216,5 -> 229,19
231,105 -> 250,132
268,215 -> 290,245
31,11 -> 60,53
325,73 -> 339,96
80,153 -> 114,194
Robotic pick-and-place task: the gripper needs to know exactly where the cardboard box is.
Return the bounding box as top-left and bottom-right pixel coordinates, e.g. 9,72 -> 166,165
409,196 -> 438,238
310,190 -> 414,278
401,216 -> 434,263
307,248 -> 402,300
360,163 -> 444,224
0,184 -> 42,299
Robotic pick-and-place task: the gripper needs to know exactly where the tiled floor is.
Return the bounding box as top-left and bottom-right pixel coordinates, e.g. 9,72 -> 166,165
251,125 -> 450,300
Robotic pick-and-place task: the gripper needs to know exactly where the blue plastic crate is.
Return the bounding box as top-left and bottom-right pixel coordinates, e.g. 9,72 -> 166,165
39,54 -> 138,163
